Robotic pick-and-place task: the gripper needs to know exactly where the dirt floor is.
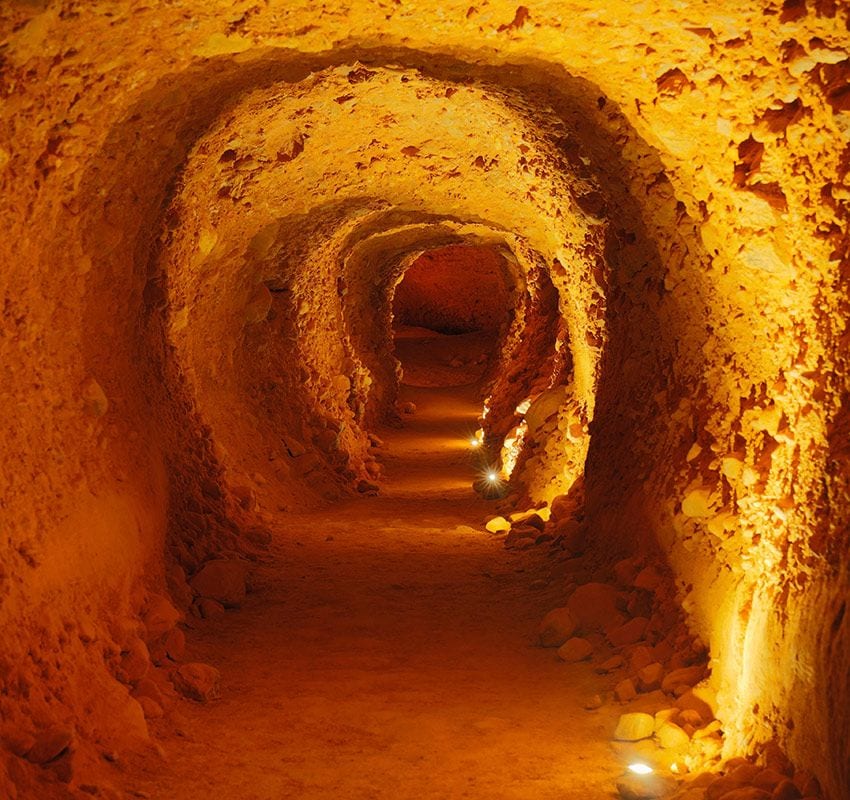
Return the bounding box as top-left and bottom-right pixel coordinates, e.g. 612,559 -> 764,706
125,341 -> 625,799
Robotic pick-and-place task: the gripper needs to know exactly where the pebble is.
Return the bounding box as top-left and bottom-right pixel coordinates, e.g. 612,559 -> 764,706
584,694 -> 604,710
614,712 -> 655,742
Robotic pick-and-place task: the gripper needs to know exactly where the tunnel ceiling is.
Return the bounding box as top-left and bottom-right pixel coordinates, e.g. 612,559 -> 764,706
1,2 -> 849,799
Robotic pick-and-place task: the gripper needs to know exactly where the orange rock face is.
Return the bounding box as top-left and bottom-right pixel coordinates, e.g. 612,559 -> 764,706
0,0 -> 848,798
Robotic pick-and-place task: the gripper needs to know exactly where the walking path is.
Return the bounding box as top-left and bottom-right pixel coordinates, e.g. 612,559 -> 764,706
129,381 -> 622,799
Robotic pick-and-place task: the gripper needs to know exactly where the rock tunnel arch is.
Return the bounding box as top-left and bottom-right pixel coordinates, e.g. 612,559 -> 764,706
75,41 -> 731,747
3,18 -> 846,798
70,37 -> 722,747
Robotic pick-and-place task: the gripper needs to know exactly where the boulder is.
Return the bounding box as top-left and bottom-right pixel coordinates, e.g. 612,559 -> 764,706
119,639 -> 151,683
597,654 -> 625,673
661,665 -> 705,693
653,708 -> 678,730
633,566 -> 663,591
567,582 -> 619,631
26,727 -> 74,765
197,598 -> 226,619
706,765 -> 763,800
614,712 -> 655,742
132,678 -> 164,706
637,662 -> 664,692
609,617 -> 649,647
656,721 -> 690,751
143,594 -> 182,639
557,637 -> 593,662
615,678 -> 638,703
714,791 -> 770,800
675,687 -> 715,722
538,607 -> 578,647
629,645 -> 655,671
190,559 -> 249,607
136,696 -> 164,719
613,557 -> 644,587
771,781 -> 802,800
164,627 -> 186,661
166,564 -> 194,611
675,709 -> 700,727
485,516 -> 511,534
171,663 -> 221,702
617,774 -> 676,800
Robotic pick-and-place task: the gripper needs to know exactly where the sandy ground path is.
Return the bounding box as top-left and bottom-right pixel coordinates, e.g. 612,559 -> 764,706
129,382 -> 623,799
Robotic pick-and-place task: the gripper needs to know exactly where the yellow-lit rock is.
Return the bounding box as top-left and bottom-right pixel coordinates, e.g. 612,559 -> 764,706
1,1 -> 848,797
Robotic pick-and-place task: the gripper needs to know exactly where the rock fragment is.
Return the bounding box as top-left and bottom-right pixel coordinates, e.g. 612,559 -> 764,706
190,559 -> 249,607
538,606 -> 578,647
26,727 -> 74,765
557,637 -> 593,662
171,663 -> 221,702
567,582 -> 620,631
614,712 -> 655,741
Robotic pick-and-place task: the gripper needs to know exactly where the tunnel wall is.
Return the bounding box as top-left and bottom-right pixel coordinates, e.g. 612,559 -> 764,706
1,2 -> 848,797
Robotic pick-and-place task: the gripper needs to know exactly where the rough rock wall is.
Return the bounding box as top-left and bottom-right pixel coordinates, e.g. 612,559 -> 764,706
1,1 -> 848,797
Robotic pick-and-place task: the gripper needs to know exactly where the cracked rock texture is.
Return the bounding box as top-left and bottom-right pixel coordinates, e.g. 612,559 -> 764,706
0,1 -> 848,798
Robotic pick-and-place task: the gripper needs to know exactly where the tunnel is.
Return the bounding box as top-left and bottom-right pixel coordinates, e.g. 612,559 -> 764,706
1,2 -> 849,799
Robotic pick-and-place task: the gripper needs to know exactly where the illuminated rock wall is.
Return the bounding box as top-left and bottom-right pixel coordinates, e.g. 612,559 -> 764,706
0,1 -> 847,797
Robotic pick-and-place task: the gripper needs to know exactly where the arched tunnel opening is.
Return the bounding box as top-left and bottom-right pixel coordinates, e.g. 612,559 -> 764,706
391,244 -> 512,390
1,5 -> 849,800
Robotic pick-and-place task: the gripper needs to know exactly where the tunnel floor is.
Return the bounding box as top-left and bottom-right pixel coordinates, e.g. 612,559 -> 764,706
127,382 -> 623,799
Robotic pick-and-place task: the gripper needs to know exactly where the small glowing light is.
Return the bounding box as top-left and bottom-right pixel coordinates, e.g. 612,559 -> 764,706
487,471 -> 499,483
628,763 -> 653,776
469,437 -> 480,448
